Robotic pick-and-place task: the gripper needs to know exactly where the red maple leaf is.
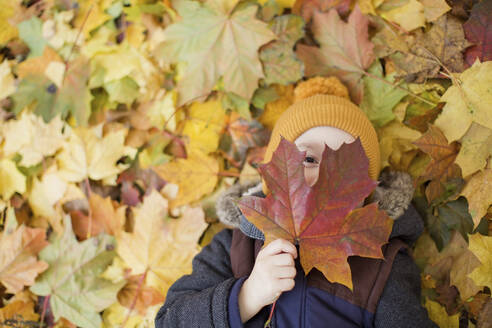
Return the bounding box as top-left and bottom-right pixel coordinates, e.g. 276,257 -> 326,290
238,137 -> 393,290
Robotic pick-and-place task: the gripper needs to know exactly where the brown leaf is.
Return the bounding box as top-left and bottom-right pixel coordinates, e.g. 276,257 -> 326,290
292,0 -> 352,24
463,0 -> 492,67
391,14 -> 470,83
413,125 -> 462,202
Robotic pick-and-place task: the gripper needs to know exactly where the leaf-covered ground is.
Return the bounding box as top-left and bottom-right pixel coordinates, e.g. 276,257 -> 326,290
0,0 -> 491,327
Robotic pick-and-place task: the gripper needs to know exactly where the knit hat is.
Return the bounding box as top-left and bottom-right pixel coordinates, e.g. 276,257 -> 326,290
262,76 -> 381,195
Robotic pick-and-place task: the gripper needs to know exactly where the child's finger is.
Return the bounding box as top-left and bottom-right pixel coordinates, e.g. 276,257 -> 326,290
261,239 -> 297,258
274,266 -> 297,279
271,253 -> 295,267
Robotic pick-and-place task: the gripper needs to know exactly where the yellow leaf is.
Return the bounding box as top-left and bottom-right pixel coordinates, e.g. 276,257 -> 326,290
0,0 -> 20,44
1,112 -> 67,167
0,300 -> 39,324
461,169 -> 492,228
468,233 -> 492,291
154,149 -> 219,208
380,0 -> 425,32
455,123 -> 492,178
181,99 -> 227,154
435,60 -> 492,142
0,159 -> 26,200
73,0 -> 112,38
146,90 -> 177,131
57,126 -> 137,185
28,166 -> 67,234
0,60 -> 16,100
425,299 -> 460,328
116,190 -> 207,296
257,0 -> 296,8
378,120 -> 422,169
420,0 -> 451,22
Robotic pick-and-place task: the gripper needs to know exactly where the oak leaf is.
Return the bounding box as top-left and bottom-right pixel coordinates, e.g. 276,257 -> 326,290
238,137 -> 393,290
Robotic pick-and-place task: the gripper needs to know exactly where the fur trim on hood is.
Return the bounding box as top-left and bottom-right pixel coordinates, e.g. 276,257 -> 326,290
216,170 -> 423,245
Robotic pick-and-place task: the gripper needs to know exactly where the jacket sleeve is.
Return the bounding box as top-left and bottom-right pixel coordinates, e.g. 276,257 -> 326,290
154,228 -> 238,328
374,248 -> 439,328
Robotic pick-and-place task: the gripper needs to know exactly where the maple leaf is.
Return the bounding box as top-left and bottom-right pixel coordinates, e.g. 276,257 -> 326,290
154,148 -> 219,208
425,299 -> 460,328
116,190 -> 207,295
0,159 -> 26,201
434,60 -> 492,143
220,112 -> 270,165
454,122 -> 492,178
389,14 -> 469,83
259,14 -> 305,86
238,137 -> 393,290
292,0 -> 351,24
467,233 -> 492,291
360,61 -> 408,127
1,112 -> 67,167
56,126 -> 137,185
0,208 -> 48,294
461,169 -> 492,228
30,215 -> 125,328
412,125 -> 462,203
155,0 -> 276,106
296,5 -> 374,104
463,0 -> 492,67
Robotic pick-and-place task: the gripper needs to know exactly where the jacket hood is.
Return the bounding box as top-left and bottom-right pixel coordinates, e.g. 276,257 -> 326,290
215,170 -> 424,246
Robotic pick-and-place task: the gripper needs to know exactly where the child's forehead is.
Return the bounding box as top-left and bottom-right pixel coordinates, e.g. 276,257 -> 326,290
294,126 -> 355,152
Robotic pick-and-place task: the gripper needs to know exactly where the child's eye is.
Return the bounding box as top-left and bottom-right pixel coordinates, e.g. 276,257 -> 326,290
304,156 -> 318,164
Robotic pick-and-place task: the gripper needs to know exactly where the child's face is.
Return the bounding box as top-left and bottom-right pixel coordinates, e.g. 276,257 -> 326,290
294,126 -> 355,187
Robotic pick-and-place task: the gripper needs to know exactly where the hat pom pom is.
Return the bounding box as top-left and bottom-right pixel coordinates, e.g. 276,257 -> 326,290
294,76 -> 350,103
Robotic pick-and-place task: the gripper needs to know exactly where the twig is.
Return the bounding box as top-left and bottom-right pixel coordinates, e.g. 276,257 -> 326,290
40,295 -> 50,328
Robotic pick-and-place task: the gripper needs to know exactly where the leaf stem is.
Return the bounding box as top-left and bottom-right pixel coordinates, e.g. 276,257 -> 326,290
264,301 -> 277,328
121,270 -> 148,328
84,178 -> 92,240
40,295 -> 50,328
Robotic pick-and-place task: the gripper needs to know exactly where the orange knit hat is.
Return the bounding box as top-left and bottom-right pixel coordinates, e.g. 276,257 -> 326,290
262,77 -> 381,195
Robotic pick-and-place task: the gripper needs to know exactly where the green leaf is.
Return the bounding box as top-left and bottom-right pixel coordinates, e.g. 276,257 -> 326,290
155,0 -> 276,106
104,76 -> 140,105
360,61 -> 408,127
30,216 -> 125,328
18,17 -> 47,58
11,74 -> 57,122
259,15 -> 304,86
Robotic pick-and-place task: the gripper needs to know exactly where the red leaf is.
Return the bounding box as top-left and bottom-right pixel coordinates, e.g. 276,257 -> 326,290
463,0 -> 492,67
238,137 -> 393,290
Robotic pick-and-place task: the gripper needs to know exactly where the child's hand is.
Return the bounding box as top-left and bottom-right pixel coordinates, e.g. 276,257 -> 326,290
237,238 -> 297,323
